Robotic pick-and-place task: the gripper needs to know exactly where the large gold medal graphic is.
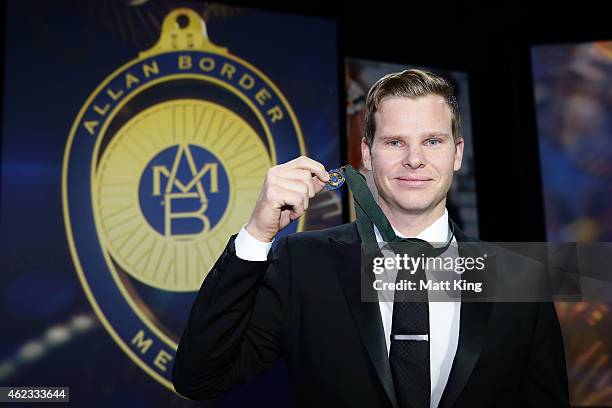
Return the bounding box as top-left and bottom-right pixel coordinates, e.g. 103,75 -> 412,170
94,99 -> 270,291
63,8 -> 306,391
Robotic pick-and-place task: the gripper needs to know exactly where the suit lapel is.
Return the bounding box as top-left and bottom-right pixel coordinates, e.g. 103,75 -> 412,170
329,223 -> 399,408
438,219 -> 493,408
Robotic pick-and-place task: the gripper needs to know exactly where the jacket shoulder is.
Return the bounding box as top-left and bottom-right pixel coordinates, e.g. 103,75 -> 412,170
282,222 -> 358,250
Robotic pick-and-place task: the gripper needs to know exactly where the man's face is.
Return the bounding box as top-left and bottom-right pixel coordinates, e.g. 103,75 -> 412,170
361,95 -> 464,215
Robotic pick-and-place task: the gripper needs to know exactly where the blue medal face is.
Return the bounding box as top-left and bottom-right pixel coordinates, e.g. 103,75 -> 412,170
325,168 -> 345,191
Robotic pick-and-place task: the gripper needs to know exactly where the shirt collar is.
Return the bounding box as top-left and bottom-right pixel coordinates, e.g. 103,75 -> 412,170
373,208 -> 449,244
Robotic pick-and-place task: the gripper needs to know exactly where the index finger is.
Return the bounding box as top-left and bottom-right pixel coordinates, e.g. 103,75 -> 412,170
288,156 -> 329,182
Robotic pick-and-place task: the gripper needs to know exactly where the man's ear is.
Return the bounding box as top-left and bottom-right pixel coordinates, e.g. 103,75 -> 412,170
453,137 -> 464,171
361,137 -> 372,171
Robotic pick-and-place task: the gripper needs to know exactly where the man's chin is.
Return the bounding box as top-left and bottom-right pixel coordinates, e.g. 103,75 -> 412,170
394,202 -> 433,214
378,194 -> 440,215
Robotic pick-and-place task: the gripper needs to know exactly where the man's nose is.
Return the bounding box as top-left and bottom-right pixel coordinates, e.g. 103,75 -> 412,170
401,145 -> 425,169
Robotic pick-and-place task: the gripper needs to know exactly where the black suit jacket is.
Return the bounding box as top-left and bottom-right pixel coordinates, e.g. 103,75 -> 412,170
172,220 -> 569,407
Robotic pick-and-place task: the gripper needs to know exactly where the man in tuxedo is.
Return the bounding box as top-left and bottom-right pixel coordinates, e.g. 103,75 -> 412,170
172,69 -> 570,407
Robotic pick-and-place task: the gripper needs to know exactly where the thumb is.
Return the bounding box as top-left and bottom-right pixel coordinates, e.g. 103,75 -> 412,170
313,175 -> 327,194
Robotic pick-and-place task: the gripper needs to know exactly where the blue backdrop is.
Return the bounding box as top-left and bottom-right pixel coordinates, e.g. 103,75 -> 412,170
0,1 -> 341,406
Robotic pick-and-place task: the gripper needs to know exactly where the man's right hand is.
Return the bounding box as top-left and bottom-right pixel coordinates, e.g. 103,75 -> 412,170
245,156 -> 330,242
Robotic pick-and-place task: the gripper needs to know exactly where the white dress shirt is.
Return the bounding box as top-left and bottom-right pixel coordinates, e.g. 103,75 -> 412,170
234,208 -> 460,408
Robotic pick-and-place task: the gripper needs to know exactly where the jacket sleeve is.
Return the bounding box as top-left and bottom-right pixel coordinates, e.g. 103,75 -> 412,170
172,233 -> 289,400
524,299 -> 570,407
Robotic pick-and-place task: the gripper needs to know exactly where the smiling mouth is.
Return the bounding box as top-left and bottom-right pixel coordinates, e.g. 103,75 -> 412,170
395,177 -> 433,187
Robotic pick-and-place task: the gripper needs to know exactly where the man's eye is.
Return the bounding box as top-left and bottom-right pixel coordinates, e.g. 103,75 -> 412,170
386,140 -> 401,147
426,139 -> 441,146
